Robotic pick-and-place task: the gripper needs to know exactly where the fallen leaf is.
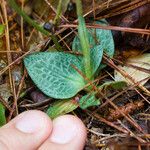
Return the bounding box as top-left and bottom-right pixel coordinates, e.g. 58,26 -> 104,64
114,53 -> 150,85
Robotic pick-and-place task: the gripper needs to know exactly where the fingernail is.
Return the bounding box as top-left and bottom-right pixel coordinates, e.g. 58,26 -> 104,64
15,111 -> 44,133
50,116 -> 78,144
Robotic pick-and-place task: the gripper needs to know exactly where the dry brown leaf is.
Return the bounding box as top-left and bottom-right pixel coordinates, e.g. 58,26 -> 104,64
114,53 -> 150,85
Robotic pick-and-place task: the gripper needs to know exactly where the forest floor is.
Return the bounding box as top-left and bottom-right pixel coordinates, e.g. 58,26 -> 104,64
0,0 -> 150,149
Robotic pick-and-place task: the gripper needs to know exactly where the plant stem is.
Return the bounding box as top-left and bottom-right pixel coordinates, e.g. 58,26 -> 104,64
76,0 -> 92,79
53,0 -> 62,25
8,0 -> 62,50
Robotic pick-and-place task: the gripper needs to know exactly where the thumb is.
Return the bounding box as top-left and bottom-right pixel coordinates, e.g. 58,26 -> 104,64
0,110 -> 52,150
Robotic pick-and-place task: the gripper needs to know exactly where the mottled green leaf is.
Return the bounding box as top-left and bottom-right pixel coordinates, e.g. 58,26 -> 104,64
73,39 -> 103,75
90,45 -> 103,73
46,99 -> 78,119
79,93 -> 100,109
24,52 -> 86,99
72,20 -> 114,71
0,103 -> 6,127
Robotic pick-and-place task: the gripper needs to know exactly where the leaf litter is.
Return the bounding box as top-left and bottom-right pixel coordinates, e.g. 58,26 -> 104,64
0,0 -> 150,149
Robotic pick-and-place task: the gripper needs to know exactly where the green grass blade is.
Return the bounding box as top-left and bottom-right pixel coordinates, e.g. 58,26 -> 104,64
76,0 -> 92,79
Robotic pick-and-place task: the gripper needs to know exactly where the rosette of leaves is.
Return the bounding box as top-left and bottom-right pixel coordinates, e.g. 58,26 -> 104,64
24,0 -> 114,118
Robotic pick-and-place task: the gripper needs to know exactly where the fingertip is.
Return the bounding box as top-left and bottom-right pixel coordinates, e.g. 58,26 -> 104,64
50,115 -> 87,144
39,115 -> 87,150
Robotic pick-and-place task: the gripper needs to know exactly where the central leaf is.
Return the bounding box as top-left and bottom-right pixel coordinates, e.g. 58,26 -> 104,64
72,20 -> 114,72
24,52 -> 86,99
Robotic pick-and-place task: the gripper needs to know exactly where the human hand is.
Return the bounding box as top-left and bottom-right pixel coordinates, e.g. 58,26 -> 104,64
0,110 -> 87,150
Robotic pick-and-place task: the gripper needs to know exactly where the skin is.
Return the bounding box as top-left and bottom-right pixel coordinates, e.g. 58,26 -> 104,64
0,110 -> 87,150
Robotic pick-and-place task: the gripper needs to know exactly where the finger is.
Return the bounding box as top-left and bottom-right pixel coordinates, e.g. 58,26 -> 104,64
39,115 -> 87,150
0,110 -> 52,150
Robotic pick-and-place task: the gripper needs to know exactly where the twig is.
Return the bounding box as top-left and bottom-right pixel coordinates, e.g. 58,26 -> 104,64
60,24 -> 150,35
86,110 -> 128,134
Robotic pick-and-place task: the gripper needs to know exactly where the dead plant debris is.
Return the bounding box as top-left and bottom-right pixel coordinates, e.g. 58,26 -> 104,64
0,0 -> 150,149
